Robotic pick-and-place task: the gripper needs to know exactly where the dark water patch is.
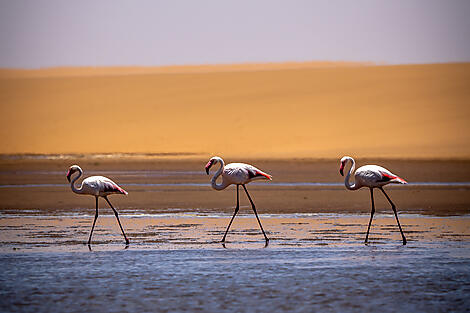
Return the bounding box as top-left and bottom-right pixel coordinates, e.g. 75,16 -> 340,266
310,229 -> 348,233
126,232 -> 160,238
161,223 -> 203,228
278,242 -> 303,246
149,229 -> 184,233
271,237 -> 296,241
300,237 -> 344,242
380,228 -> 426,234
0,226 -> 25,230
26,232 -> 69,239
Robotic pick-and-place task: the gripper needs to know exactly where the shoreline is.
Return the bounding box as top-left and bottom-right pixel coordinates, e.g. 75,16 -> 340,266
0,158 -> 469,216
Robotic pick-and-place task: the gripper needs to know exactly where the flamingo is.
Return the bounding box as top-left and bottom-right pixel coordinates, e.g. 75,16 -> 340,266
205,156 -> 272,244
66,165 -> 129,245
339,156 -> 408,245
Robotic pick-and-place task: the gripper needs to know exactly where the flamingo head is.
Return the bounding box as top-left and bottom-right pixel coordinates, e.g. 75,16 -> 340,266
205,156 -> 220,175
66,165 -> 81,182
339,156 -> 349,176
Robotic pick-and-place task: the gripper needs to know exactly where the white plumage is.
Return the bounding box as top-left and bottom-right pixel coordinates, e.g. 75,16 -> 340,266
205,156 -> 271,244
339,156 -> 407,245
211,162 -> 272,189
353,165 -> 407,189
77,175 -> 128,197
66,165 -> 129,245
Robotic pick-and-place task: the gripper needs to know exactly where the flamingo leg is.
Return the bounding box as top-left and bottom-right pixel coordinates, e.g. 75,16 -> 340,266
104,196 -> 130,245
242,185 -> 269,243
87,196 -> 99,245
365,188 -> 375,244
221,185 -> 240,242
379,188 -> 407,245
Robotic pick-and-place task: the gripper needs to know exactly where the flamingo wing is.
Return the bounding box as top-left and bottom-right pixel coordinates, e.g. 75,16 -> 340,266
357,165 -> 407,185
377,170 -> 407,184
84,176 -> 128,195
245,165 -> 272,180
223,165 -> 248,184
355,167 -> 382,185
376,171 -> 394,183
224,163 -> 272,184
102,180 -> 128,194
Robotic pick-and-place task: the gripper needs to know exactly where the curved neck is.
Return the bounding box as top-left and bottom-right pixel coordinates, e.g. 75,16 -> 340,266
211,158 -> 229,190
344,157 -> 359,190
71,168 -> 84,194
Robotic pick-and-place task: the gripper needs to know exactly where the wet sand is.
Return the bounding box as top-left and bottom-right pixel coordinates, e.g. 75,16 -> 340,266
1,213 -> 469,252
0,158 -> 469,215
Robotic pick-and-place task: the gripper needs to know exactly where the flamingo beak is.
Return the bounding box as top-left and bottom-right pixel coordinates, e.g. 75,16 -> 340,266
205,160 -> 213,175
339,163 -> 345,176
66,170 -> 72,182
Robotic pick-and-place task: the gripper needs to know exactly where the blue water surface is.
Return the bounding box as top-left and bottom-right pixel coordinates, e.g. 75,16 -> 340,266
1,243 -> 469,313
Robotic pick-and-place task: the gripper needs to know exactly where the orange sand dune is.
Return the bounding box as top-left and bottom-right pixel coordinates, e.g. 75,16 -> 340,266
0,62 -> 469,159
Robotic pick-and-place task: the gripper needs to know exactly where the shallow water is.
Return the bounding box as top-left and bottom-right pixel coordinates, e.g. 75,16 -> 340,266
0,214 -> 469,312
1,244 -> 469,313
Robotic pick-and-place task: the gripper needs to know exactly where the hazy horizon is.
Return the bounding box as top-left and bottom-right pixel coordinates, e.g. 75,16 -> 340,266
2,60 -> 470,71
1,1 -> 470,69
